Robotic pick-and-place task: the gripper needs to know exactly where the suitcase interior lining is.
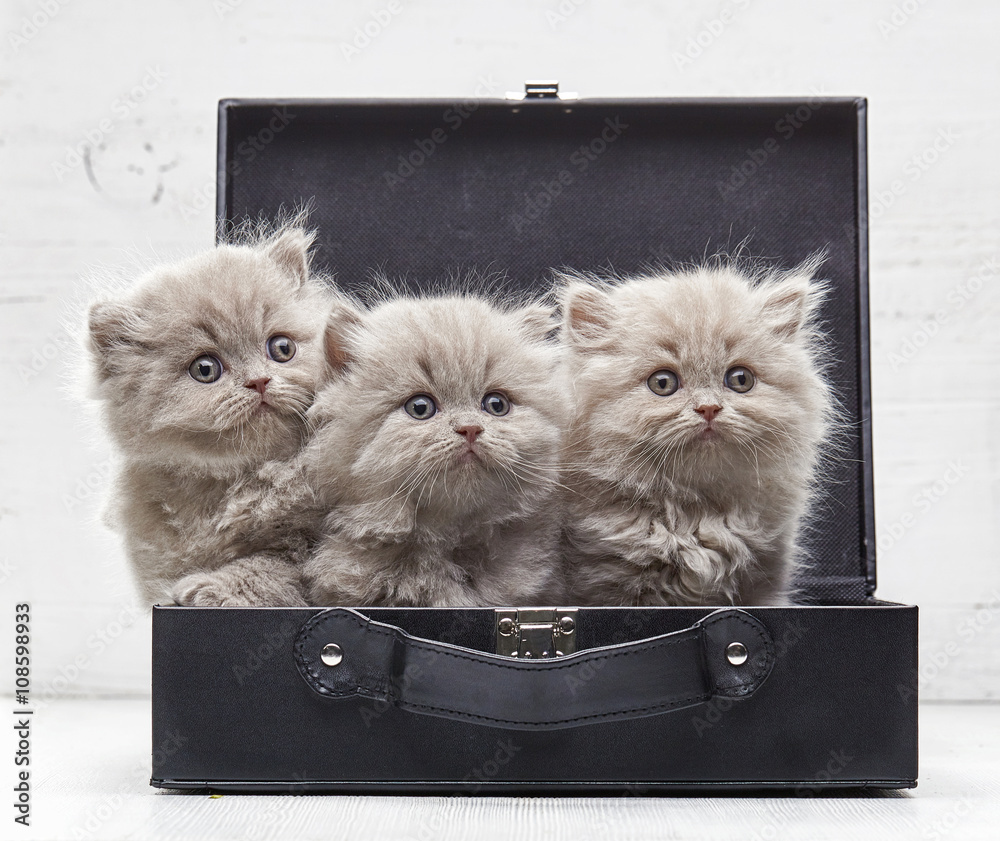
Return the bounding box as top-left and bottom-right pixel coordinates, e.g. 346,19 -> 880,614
219,98 -> 872,605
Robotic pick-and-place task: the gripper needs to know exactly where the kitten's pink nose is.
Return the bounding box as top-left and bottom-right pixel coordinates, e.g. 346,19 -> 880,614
695,404 -> 722,422
245,377 -> 271,395
455,425 -> 484,444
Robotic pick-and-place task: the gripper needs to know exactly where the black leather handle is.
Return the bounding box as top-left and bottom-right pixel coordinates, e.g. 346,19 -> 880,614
293,608 -> 775,730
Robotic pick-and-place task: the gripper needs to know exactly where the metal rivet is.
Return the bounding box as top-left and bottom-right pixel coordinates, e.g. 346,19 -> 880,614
321,643 -> 343,667
726,642 -> 748,666
498,617 -> 516,636
559,616 -> 575,635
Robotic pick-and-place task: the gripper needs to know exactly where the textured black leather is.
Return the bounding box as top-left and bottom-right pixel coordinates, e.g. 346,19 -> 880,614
218,97 -> 875,600
293,608 -> 774,729
152,604 -> 918,790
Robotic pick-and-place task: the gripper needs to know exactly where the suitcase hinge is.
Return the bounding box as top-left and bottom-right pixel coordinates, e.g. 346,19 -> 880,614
495,608 -> 578,658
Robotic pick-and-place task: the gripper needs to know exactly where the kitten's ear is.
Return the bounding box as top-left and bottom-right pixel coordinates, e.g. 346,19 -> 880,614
516,303 -> 557,342
263,226 -> 316,285
87,301 -> 139,353
87,300 -> 141,378
324,297 -> 364,373
760,270 -> 824,340
560,281 -> 614,350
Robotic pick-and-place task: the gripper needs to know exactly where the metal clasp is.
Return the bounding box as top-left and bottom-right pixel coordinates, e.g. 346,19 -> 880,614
495,608 -> 578,658
505,80 -> 578,101
525,80 -> 560,99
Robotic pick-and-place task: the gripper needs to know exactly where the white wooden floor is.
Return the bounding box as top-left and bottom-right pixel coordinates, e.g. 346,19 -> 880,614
9,698 -> 997,840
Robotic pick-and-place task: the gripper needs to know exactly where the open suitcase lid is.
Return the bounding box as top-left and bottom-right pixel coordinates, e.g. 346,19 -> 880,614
216,91 -> 875,605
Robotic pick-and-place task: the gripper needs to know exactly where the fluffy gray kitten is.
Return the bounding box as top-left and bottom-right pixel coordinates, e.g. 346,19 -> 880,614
559,259 -> 833,606
301,293 -> 567,607
87,224 -> 338,606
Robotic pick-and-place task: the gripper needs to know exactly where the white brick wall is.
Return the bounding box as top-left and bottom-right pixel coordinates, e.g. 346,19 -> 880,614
2,0 -> 997,699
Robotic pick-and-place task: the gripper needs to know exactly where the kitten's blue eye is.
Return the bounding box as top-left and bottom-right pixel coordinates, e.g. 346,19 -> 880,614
724,366 -> 755,393
647,369 -> 679,396
189,355 -> 223,384
481,392 -> 510,416
267,335 -> 296,363
404,394 -> 437,420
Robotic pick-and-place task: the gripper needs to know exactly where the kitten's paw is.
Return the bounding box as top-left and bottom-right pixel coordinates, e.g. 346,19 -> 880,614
215,463 -> 312,537
257,458 -> 299,486
215,483 -> 282,535
214,491 -> 261,535
170,572 -> 240,607
170,568 -> 307,607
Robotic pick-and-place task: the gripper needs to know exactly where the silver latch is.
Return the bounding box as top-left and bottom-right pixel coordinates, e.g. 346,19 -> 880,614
525,80 -> 560,99
495,608 -> 578,658
506,81 -> 578,101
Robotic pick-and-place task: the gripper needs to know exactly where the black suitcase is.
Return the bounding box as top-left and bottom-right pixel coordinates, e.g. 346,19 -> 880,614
151,86 -> 917,792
